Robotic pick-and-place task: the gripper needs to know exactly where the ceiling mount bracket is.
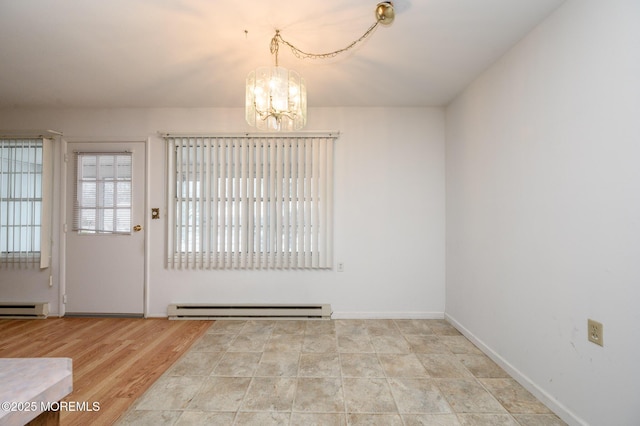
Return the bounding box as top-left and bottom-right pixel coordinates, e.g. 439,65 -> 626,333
375,2 -> 395,25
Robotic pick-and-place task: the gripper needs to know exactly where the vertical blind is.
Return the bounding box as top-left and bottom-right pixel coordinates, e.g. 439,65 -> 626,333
0,138 -> 53,269
166,134 -> 336,270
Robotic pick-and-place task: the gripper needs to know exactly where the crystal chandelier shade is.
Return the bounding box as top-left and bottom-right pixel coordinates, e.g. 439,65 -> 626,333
245,66 -> 307,131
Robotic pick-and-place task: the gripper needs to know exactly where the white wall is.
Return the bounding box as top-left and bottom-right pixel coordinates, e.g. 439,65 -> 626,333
445,1 -> 640,425
0,107 -> 446,318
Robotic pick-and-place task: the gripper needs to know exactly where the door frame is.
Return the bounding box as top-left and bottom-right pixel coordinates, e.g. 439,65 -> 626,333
59,138 -> 150,317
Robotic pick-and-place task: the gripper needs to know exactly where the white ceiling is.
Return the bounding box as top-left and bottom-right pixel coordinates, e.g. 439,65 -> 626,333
0,0 -> 565,109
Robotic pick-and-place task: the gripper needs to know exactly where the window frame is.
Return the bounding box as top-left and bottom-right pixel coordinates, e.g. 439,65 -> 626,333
0,137 -> 53,268
72,152 -> 133,236
165,134 -> 335,270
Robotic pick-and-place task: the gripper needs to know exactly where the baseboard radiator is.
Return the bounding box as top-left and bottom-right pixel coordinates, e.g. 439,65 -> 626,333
168,303 -> 331,320
0,302 -> 49,319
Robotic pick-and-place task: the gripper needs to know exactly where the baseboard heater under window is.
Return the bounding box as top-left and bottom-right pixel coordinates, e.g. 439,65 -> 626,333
167,304 -> 331,320
0,302 -> 49,319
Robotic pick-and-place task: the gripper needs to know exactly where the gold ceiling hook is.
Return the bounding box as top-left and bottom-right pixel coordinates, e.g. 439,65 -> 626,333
375,2 -> 395,25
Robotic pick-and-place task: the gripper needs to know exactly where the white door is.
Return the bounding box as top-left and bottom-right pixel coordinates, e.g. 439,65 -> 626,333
65,141 -> 145,315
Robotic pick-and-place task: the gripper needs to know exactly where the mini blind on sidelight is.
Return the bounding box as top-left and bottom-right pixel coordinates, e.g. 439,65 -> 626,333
165,134 -> 336,269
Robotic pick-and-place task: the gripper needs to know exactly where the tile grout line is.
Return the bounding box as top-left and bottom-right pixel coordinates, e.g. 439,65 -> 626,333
236,321 -> 276,423
190,323 -> 230,423
287,329 -> 302,424
198,320 -> 250,425
382,319 -> 406,425
414,322 -> 468,424
425,324 -> 516,424
226,322 -> 246,426
336,327 -> 350,425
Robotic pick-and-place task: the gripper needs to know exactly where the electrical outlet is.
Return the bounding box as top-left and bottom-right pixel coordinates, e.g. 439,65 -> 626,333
337,262 -> 344,272
588,319 -> 603,346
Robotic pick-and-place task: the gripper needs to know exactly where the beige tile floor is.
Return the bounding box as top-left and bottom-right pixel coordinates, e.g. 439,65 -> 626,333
117,319 -> 567,425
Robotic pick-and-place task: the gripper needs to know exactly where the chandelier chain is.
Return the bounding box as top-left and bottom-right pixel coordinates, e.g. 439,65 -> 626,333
271,21 -> 380,63
249,2 -> 394,130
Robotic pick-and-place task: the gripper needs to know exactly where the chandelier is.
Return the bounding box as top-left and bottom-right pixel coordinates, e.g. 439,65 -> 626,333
245,2 -> 395,131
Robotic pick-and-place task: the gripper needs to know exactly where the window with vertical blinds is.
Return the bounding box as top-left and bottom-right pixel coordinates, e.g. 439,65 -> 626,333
165,134 -> 336,270
0,137 -> 53,268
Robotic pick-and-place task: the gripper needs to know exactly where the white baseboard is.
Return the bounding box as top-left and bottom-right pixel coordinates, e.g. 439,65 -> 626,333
332,311 -> 445,319
445,313 -> 587,426
148,311 -> 446,320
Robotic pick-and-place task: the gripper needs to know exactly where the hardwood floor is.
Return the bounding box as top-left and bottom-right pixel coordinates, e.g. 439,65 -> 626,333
0,317 -> 212,426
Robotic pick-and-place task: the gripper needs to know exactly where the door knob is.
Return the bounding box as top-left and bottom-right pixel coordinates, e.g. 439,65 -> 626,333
133,225 -> 142,232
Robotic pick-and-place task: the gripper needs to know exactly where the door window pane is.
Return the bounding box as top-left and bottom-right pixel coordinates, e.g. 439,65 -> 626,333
73,153 -> 132,234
